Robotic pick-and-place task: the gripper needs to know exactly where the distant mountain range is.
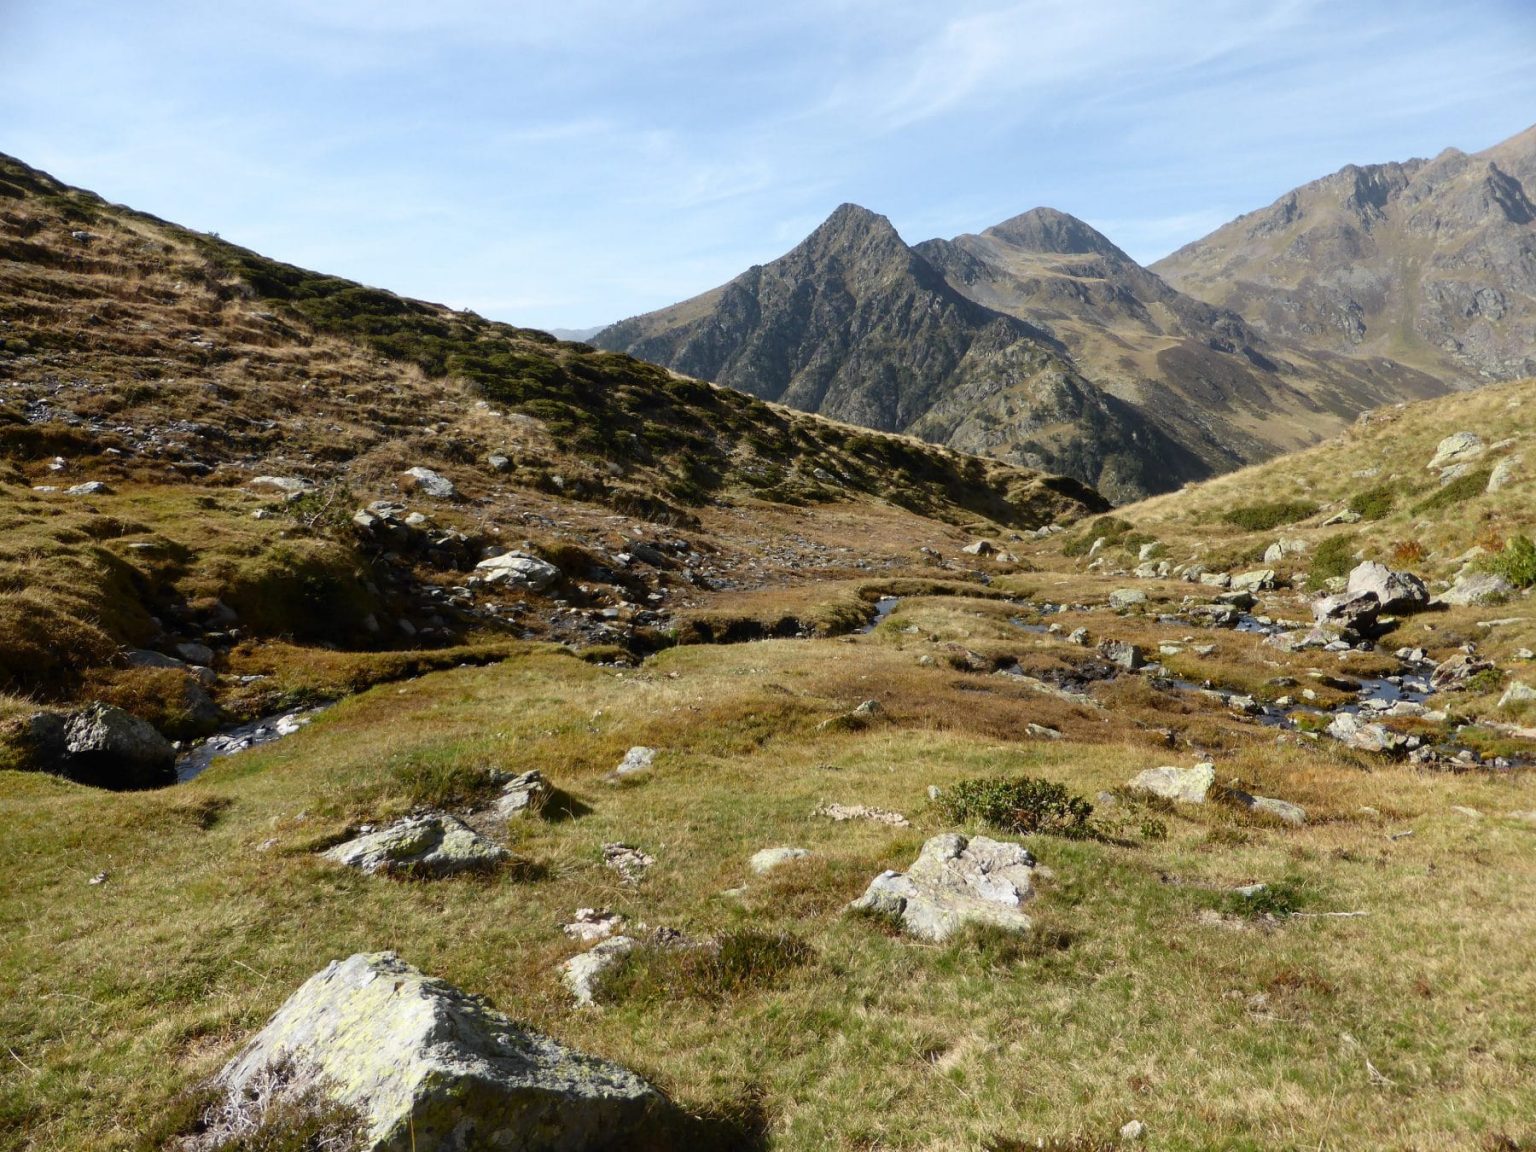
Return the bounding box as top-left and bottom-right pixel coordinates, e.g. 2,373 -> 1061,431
1155,123 -> 1536,385
597,122 -> 1536,501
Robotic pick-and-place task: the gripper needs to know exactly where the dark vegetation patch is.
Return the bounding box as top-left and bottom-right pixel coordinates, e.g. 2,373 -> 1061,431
1221,500 -> 1319,532
1306,533 -> 1360,590
1411,469 -> 1492,515
1348,483 -> 1397,520
933,775 -> 1094,839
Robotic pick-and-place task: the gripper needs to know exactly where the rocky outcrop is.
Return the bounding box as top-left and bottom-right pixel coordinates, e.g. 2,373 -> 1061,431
322,814 -> 509,877
207,951 -> 664,1150
474,552 -> 561,592
849,833 -> 1039,941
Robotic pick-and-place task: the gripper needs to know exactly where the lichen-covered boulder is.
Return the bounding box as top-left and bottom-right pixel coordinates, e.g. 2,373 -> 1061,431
322,813 -> 509,877
211,951 -> 663,1151
849,833 -> 1038,941
1128,762 -> 1215,803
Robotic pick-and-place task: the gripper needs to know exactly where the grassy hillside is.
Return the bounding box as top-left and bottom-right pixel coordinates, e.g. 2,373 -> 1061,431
0,152 -> 1102,733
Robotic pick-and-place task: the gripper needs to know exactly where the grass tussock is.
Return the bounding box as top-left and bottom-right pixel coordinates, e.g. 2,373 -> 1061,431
598,930 -> 814,1006
933,775 -> 1095,839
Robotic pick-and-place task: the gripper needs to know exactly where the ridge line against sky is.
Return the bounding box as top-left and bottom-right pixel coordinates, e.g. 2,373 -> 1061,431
3,0 -> 1535,330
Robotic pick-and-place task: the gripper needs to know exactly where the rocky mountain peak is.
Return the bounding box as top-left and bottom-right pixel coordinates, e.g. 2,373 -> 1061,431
983,207 -> 1130,260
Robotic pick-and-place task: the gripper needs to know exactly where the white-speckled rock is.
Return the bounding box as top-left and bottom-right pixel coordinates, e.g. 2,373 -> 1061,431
1127,763 -> 1215,804
212,951 -> 662,1149
1427,432 -> 1484,471
322,813 -> 508,877
474,552 -> 561,592
561,936 -> 638,1007
849,833 -> 1038,941
749,847 -> 811,875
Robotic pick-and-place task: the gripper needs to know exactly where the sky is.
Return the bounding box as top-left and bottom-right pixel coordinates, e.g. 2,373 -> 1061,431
3,1 -> 1535,331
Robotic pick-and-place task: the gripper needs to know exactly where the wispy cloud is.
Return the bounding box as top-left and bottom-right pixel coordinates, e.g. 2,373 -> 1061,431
3,0 -> 1533,326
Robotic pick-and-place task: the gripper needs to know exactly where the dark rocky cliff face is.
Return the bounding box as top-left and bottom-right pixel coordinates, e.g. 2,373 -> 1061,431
597,204 -> 1211,501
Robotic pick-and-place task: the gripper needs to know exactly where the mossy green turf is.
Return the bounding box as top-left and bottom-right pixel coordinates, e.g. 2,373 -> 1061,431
4,631 -> 1535,1150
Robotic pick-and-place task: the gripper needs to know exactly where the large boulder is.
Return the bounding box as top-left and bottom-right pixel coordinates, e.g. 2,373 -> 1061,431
1313,588 -> 1381,632
209,951 -> 664,1150
1345,561 -> 1428,615
322,813 -> 509,877
60,703 -> 175,789
475,552 -> 561,592
849,833 -> 1038,941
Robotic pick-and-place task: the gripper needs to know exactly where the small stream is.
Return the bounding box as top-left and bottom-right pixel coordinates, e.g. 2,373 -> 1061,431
859,596 -> 902,633
175,706 -> 328,783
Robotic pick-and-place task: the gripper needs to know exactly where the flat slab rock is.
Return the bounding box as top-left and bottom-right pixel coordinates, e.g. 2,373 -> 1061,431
850,833 -> 1038,941
323,813 -> 509,877
211,951 -> 662,1151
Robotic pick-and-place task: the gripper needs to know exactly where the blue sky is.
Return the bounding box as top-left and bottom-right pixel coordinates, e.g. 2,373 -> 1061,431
3,1 -> 1535,330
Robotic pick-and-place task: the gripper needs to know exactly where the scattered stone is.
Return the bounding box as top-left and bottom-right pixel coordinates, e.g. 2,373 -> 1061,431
1127,763 -> 1215,804
561,936 -> 638,1007
564,908 -> 626,944
322,813 -> 509,877
1487,453 -> 1523,492
495,770 -> 552,819
1499,682 -> 1536,708
1450,806 -> 1483,819
1098,639 -> 1145,670
961,540 -> 997,556
1221,787 -> 1307,826
1120,1119 -> 1147,1142
1025,723 -> 1062,740
1230,569 -> 1276,594
1108,588 -> 1147,610
1430,652 -> 1495,691
1321,509 -> 1362,526
610,746 -> 656,779
399,466 -> 456,499
65,481 -> 110,496
1508,811 -> 1536,825
849,833 -> 1038,942
1427,431 -> 1484,471
248,475 -> 314,494
749,847 -> 811,875
1327,713 -> 1408,754
175,641 -> 216,666
603,843 -> 655,884
209,951 -> 662,1146
1439,572 -> 1514,607
1199,572 -> 1233,589
1066,627 -> 1090,646
1263,538 -> 1306,564
486,452 -> 512,472
813,802 -> 910,827
474,551 -> 561,592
